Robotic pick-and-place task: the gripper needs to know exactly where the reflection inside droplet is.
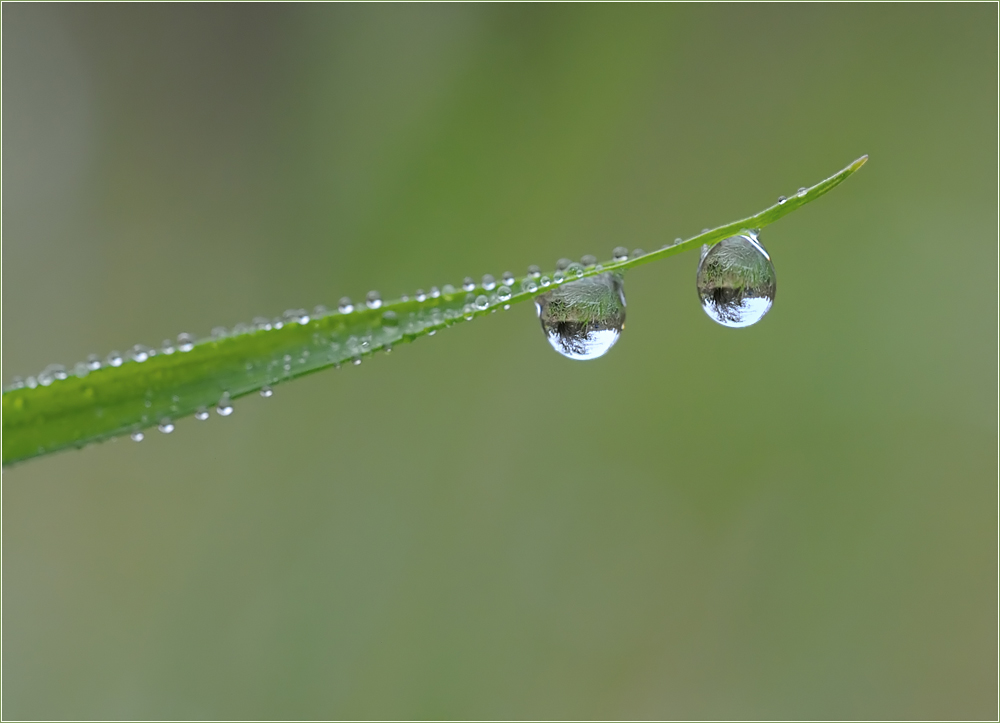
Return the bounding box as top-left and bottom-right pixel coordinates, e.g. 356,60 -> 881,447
696,233 -> 776,328
534,272 -> 626,361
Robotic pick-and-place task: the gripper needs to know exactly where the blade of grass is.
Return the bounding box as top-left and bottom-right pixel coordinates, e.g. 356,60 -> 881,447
2,155 -> 867,466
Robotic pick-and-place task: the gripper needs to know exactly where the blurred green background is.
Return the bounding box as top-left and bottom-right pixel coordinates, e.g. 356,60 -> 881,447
3,4 -> 996,719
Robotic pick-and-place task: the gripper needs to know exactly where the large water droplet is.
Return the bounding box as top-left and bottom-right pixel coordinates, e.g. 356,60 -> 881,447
696,233 -> 776,328
338,297 -> 355,314
527,265 -> 541,278
497,286 -> 512,302
462,277 -> 476,292
366,291 -> 382,309
217,394 -> 234,416
481,274 -> 496,291
158,419 -> 175,434
475,294 -> 489,310
535,272 -> 626,361
556,258 -> 572,271
501,272 -> 515,287
581,254 -> 597,267
177,333 -> 195,352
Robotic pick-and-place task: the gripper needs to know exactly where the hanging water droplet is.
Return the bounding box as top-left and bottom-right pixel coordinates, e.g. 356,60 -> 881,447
260,385 -> 273,398
777,195 -> 787,204
194,408 -> 210,421
352,357 -> 362,366
581,254 -> 597,267
535,272 -> 626,361
158,419 -> 175,434
521,278 -> 539,293
129,345 -> 150,363
502,271 -> 516,287
527,265 -> 541,278
612,246 -> 629,262
475,295 -> 489,310
462,277 -> 476,292
216,394 -> 234,416
415,290 -> 427,302
106,351 -> 123,367
497,286 -> 512,302
696,234 -> 776,328
86,354 -> 102,371
481,274 -> 496,291
177,333 -> 195,352
130,431 -> 144,442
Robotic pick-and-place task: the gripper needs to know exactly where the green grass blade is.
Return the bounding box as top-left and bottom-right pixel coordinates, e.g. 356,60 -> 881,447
2,155 -> 866,466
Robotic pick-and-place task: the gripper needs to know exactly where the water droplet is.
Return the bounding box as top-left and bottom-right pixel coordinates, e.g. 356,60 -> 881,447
129,345 -> 150,363
352,357 -> 362,366
674,238 -> 683,245
73,361 -> 89,378
313,305 -> 328,317
415,290 -> 427,302
130,431 -> 144,442
158,419 -> 175,434
430,286 -> 441,298
612,246 -> 629,262
364,291 -> 383,309
702,228 -> 710,234
272,318 -> 284,329
211,326 -> 228,340
38,364 -> 68,386
777,195 -> 787,204
194,408 -> 209,421
497,286 -> 512,302
462,277 -> 476,292
540,275 -> 551,287
232,323 -> 252,336
696,234 -> 776,328
797,187 -> 807,197
556,258 -> 572,271
382,310 -> 399,326
7,376 -> 25,390
630,249 -> 645,259
26,376 -> 38,389
521,278 -> 539,293
553,271 -> 565,284
441,284 -> 456,297
463,304 -> 476,320
567,262 -> 585,278
481,274 -> 496,291
475,295 -> 489,310
503,304 -> 511,310
86,354 -> 103,371
502,272 -> 516,287
106,351 -> 123,367
159,339 -> 175,355
260,386 -> 273,398
527,265 -> 541,278
177,333 -> 195,352
535,272 -> 626,361
216,394 -> 234,416
253,316 -> 272,331
581,254 -> 597,267
333,297 -> 354,315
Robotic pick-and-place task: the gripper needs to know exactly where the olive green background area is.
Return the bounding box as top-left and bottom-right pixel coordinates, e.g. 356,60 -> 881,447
2,4 -> 996,720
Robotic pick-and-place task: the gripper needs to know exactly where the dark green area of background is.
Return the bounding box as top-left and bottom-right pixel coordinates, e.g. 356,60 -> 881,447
2,4 -> 996,719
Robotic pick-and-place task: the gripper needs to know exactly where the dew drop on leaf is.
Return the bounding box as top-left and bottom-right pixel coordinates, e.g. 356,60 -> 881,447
501,272 -> 515,287
158,419 -> 174,434
217,394 -> 234,416
365,291 -> 382,309
612,246 -> 629,262
696,233 -> 776,328
535,272 -> 626,361
177,333 -> 195,352
130,431 -> 144,442
481,274 -> 496,291
260,386 -> 273,398
462,277 -> 476,292
194,408 -> 209,421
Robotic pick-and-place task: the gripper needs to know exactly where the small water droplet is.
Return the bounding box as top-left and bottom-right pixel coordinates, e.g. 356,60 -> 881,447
696,234 -> 776,328
462,277 -> 476,292
674,238 -> 683,245
521,278 -> 539,293
481,274 -> 496,291
612,246 -> 629,262
527,265 -> 541,278
556,258 -> 572,271
129,345 -> 150,363
74,361 -> 89,378
702,228 -> 710,234
382,310 -> 399,326
38,364 -> 67,386
26,376 -> 38,389
630,249 -> 645,259
335,297 -> 354,315
497,286 -> 512,302
194,408 -> 209,421
415,290 -> 427,302
581,255 -> 597,267
7,376 -> 25,390
144,399 -> 152,408
253,316 -> 272,331
503,303 -> 511,310
567,262 -> 585,278
553,271 -> 565,284
177,333 -> 195,352
441,284 -> 456,297
777,195 -> 787,204
211,326 -> 228,340
463,304 -> 476,320
86,354 -> 103,371
313,305 -> 328,317
106,351 -> 123,367
260,386 -> 273,398
502,272 -> 516,287
232,323 -> 252,336
158,419 -> 175,434
430,286 -> 441,298
216,394 -> 234,416
797,187 -> 807,197
475,295 -> 489,310
352,357 -> 362,366
130,431 -> 144,442
540,275 -> 551,287
365,291 -> 383,309
535,272 -> 626,361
